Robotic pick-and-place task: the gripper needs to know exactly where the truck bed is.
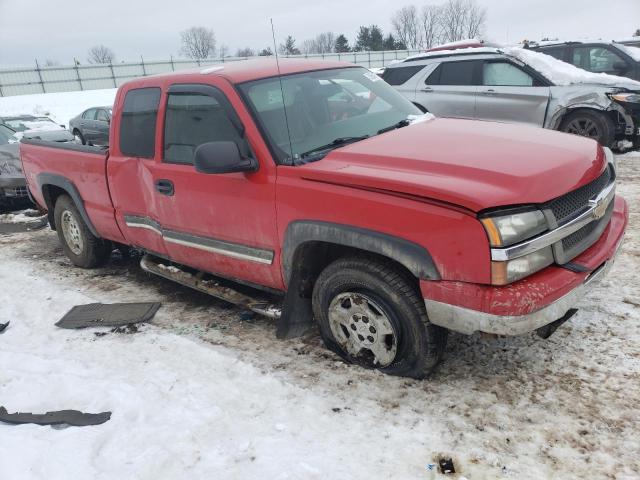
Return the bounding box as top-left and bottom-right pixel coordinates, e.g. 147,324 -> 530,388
20,139 -> 125,242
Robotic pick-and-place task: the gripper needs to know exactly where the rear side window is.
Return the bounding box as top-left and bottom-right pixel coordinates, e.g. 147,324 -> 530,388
483,62 -> 534,86
426,61 -> 477,86
381,65 -> 424,86
163,92 -> 245,165
538,47 -> 565,61
120,87 -> 161,158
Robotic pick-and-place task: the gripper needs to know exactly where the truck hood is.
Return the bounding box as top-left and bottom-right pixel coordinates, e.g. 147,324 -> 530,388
297,118 -> 606,212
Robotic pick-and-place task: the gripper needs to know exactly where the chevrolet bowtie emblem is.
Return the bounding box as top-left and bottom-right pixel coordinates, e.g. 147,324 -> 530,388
590,197 -> 608,220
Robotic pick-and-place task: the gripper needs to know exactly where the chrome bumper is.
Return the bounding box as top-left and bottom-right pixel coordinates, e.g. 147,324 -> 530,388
425,253 -> 618,336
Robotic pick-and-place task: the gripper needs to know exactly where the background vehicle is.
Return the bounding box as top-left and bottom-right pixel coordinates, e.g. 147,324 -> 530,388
19,59 -> 627,378
382,46 -> 640,148
0,124 -> 29,208
0,115 -> 74,142
69,106 -> 112,145
530,41 -> 640,81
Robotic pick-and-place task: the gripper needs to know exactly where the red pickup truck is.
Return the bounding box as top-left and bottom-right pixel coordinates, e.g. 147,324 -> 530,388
21,59 -> 627,378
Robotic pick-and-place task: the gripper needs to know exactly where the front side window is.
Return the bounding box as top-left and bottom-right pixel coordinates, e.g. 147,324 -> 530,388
239,67 -> 420,163
163,92 -> 245,165
119,87 -> 160,158
83,109 -> 96,120
572,46 -> 626,73
483,62 -> 534,86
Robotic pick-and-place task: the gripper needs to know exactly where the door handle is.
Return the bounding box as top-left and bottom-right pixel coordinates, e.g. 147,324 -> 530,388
482,89 -> 497,95
155,179 -> 174,196
420,87 -> 433,93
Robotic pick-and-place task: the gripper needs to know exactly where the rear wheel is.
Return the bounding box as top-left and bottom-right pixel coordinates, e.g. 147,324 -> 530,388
560,110 -> 615,147
54,195 -> 110,268
72,129 -> 86,145
312,256 -> 447,378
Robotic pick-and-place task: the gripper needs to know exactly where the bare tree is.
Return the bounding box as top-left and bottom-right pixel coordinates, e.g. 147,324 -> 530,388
420,5 -> 443,49
236,47 -> 255,57
87,45 -> 116,64
180,26 -> 216,59
300,32 -> 336,54
392,6 -> 421,49
218,44 -> 230,58
439,0 -> 486,43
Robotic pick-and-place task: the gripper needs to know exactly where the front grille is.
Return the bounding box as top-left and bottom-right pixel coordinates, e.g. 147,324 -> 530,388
562,221 -> 598,251
4,186 -> 28,198
545,166 -> 612,225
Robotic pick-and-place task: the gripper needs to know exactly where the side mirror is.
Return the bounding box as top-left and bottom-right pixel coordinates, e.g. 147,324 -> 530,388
612,61 -> 628,73
60,124 -> 66,129
194,141 -> 257,174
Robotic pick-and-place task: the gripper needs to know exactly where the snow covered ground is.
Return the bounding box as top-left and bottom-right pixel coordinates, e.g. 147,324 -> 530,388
0,89 -> 116,127
0,152 -> 638,479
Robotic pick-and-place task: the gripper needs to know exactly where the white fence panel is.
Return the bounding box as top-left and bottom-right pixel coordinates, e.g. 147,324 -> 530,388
0,50 -> 421,96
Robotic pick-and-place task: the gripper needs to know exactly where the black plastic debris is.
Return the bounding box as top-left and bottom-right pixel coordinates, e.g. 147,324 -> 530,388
0,321 -> 9,333
0,406 -> 111,427
438,457 -> 456,474
55,302 -> 161,329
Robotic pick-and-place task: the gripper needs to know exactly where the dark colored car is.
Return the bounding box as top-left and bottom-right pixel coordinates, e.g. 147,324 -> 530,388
530,41 -> 640,82
69,106 -> 111,146
0,115 -> 74,143
0,124 -> 29,208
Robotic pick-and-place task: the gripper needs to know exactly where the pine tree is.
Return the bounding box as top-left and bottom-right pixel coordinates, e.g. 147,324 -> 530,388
259,47 -> 273,56
280,36 -> 300,55
335,34 -> 351,53
369,25 -> 384,51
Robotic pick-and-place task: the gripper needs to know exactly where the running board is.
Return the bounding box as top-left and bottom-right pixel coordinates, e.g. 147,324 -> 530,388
140,254 -> 282,319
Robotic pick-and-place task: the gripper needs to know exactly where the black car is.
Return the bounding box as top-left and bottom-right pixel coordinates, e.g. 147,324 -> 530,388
69,106 -> 111,146
0,115 -> 74,142
530,41 -> 640,81
0,124 -> 30,209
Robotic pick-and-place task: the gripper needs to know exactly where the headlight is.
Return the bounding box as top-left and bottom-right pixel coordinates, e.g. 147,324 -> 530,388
609,92 -> 640,103
490,246 -> 554,285
480,209 -> 547,247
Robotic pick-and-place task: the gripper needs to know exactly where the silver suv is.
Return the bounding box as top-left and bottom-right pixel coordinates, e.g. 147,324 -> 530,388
382,47 -> 640,148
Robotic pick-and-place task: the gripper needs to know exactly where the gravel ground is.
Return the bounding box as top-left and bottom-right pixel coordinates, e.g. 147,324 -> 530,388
0,151 -> 638,479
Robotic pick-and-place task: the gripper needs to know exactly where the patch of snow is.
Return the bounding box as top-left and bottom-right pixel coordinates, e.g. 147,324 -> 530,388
200,65 -> 224,74
157,264 -> 183,274
408,113 -> 435,124
617,139 -> 634,151
616,44 -> 640,62
504,47 -> 640,88
0,209 -> 44,224
0,89 -> 117,129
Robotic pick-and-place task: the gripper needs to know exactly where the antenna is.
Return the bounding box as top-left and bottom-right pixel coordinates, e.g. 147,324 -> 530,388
270,18 -> 294,164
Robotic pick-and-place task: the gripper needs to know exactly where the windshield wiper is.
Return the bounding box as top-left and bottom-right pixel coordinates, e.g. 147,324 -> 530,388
377,119 -> 410,135
298,135 -> 370,161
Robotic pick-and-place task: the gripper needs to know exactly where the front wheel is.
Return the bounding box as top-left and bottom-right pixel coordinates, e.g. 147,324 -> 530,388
54,195 -> 111,268
312,256 -> 447,378
72,129 -> 86,145
560,110 -> 615,147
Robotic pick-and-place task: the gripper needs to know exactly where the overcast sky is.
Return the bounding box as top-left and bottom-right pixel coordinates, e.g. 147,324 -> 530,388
1,0 -> 638,65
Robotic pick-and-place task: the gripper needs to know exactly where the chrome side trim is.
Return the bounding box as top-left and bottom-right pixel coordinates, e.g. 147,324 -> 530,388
123,214 -> 274,265
491,181 -> 616,262
425,251 -> 617,336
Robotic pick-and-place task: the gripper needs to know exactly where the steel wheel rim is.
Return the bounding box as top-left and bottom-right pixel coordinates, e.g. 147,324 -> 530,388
61,210 -> 84,255
566,118 -> 599,139
328,292 -> 398,367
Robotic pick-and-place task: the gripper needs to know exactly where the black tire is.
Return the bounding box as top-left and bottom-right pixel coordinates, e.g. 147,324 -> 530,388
312,256 -> 447,379
72,129 -> 86,145
53,195 -> 111,268
559,110 -> 615,147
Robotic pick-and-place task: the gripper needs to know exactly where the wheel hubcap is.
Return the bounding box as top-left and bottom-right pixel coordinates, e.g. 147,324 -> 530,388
565,118 -> 599,140
328,292 -> 398,367
61,210 -> 84,255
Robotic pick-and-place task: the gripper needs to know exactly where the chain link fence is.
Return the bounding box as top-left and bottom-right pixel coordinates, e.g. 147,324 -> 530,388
0,50 -> 421,97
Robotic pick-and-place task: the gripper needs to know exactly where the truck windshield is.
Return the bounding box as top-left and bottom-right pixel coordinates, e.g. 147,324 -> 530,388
238,67 -> 422,164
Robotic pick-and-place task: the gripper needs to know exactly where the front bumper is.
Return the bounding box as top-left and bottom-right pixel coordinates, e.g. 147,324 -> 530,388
422,196 -> 628,335
0,176 -> 29,201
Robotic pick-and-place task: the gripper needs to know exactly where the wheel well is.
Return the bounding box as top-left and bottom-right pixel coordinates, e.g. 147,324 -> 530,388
41,184 -> 68,230
557,107 -> 617,129
290,241 -> 420,298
